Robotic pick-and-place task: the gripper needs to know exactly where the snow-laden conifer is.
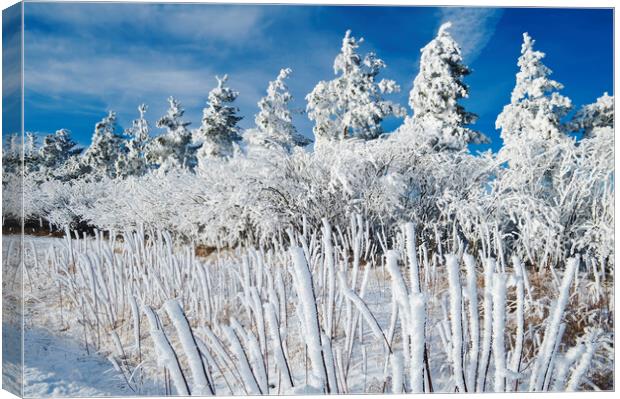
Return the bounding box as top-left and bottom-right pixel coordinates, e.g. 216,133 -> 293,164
195,75 -> 243,161
36,129 -> 87,182
117,104 -> 151,177
147,97 -> 196,172
24,132 -> 39,165
245,68 -> 310,151
496,32 -> 572,163
306,30 -> 405,144
401,22 -> 487,151
569,92 -> 613,138
83,111 -> 125,178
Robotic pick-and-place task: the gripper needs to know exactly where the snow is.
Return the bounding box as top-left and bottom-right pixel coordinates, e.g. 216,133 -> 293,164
407,292 -> 425,393
390,351 -> 404,393
462,253 -> 479,391
3,323 -> 135,397
565,329 -> 601,391
264,302 -> 294,389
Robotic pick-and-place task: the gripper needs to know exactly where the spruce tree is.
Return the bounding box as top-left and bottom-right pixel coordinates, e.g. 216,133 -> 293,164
117,104 -> 151,177
245,68 -> 311,151
404,22 -> 487,151
569,92 -> 613,138
2,133 -> 21,175
306,30 -> 405,144
24,132 -> 41,173
83,112 -> 125,178
495,33 -> 574,205
496,33 -> 572,149
195,75 -> 243,160
40,129 -> 80,169
147,97 -> 196,172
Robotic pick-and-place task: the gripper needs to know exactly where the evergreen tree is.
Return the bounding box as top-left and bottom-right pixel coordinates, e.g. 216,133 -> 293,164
2,133 -> 22,175
24,132 -> 41,173
195,75 -> 243,160
496,33 -> 572,150
147,97 -> 196,172
494,33 -> 574,217
306,30 -> 405,144
116,104 -> 151,177
404,22 -> 487,151
569,92 -> 613,138
25,132 -> 38,159
39,129 -> 80,169
83,111 -> 125,178
245,68 -> 311,151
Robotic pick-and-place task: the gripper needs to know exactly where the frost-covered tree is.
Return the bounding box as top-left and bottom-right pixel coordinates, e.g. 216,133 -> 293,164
83,112 -> 125,178
492,33 -> 579,261
569,92 -> 613,138
23,132 -> 42,173
25,132 -> 38,159
2,133 -> 22,175
402,22 -> 487,151
496,32 -> 572,153
116,104 -> 151,177
245,68 -> 311,151
306,30 -> 405,144
195,75 -> 243,160
39,129 -> 80,169
7,133 -> 21,158
147,97 -> 196,172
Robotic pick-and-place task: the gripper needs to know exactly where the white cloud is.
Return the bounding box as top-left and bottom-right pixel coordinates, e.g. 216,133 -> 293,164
23,3 -> 280,132
440,7 -> 503,62
26,3 -> 267,44
25,52 -> 272,132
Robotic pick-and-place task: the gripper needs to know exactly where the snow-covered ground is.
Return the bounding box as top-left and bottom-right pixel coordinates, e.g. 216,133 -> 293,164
4,322 -> 134,397
2,226 -> 612,396
2,235 -> 161,397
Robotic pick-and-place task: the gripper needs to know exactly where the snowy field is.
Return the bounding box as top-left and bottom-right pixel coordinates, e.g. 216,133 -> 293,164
1,225 -> 614,396
3,235 -> 161,396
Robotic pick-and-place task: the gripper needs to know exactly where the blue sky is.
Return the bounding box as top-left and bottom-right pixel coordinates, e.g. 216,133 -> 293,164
18,3 -> 613,153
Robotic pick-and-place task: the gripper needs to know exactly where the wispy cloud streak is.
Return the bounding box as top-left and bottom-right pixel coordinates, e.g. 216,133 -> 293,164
440,7 -> 504,62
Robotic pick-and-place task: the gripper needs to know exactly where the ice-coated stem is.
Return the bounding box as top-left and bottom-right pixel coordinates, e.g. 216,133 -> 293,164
446,254 -> 466,392
164,299 -> 214,395
529,257 -> 579,391
492,273 -> 507,392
